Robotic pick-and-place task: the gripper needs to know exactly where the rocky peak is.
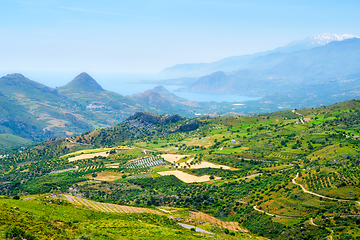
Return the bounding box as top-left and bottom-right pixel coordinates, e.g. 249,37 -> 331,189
61,72 -> 104,92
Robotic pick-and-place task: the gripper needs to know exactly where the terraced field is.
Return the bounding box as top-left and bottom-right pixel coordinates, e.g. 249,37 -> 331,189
63,194 -> 162,215
77,165 -> 103,172
61,194 -> 247,233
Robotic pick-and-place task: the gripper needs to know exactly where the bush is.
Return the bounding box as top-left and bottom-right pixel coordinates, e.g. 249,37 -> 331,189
76,235 -> 93,240
4,226 -> 36,240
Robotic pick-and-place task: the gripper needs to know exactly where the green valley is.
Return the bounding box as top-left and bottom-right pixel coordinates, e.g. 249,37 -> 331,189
1,99 -> 360,239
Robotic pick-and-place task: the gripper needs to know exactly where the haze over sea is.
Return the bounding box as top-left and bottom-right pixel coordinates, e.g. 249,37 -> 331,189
0,71 -> 258,103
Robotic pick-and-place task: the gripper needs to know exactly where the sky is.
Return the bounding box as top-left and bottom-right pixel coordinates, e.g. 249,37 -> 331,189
1,0 -> 360,80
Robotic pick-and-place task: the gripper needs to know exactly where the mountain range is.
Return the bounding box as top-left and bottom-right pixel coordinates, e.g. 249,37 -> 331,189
158,35 -> 360,114
159,34 -> 359,78
0,73 -> 206,149
179,38 -> 360,94
3,33 -> 360,148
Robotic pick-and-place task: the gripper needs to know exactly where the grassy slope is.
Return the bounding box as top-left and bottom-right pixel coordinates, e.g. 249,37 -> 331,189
0,197 -> 248,240
0,134 -> 32,148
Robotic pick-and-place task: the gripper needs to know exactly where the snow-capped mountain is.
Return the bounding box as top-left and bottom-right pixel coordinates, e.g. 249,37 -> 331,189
287,33 -> 360,47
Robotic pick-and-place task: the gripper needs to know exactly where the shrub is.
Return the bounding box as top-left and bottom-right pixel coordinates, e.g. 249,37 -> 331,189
4,226 -> 36,240
12,195 -> 20,200
76,235 -> 93,240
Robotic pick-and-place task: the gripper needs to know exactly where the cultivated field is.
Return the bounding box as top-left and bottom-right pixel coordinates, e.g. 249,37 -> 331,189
158,170 -> 220,183
185,136 -> 213,148
61,194 -> 246,234
176,160 -> 231,170
162,154 -> 231,170
86,171 -> 124,181
126,156 -> 168,168
63,194 -> 162,214
161,154 -> 189,163
68,151 -> 109,162
105,163 -> 120,168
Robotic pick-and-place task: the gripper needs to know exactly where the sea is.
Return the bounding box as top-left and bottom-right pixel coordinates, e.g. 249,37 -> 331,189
3,71 -> 258,103
97,74 -> 258,103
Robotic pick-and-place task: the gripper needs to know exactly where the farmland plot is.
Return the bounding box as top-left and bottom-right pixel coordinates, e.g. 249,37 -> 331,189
68,151 -> 109,162
158,170 -> 220,183
77,165 -> 102,172
62,194 -> 245,234
161,154 -> 189,163
175,160 -> 231,170
86,171 -> 124,181
125,156 -> 168,168
63,194 -> 162,215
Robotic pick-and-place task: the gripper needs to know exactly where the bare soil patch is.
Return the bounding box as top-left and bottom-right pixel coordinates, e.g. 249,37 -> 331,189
158,170 -> 220,183
189,211 -> 248,233
86,171 -> 123,181
161,154 -> 189,163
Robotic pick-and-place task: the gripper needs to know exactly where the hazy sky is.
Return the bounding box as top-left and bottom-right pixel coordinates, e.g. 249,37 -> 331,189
1,0 -> 360,75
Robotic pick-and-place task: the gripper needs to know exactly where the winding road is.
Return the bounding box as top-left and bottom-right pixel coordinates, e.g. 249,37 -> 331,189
292,110 -> 304,124
292,173 -> 360,205
252,173 -> 360,220
253,205 -> 275,217
177,223 -> 214,235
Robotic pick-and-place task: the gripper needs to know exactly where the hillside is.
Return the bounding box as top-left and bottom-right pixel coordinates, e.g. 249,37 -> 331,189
129,86 -> 202,114
1,99 -> 360,239
0,73 -> 208,149
0,73 -> 93,143
68,112 -> 187,148
0,196 -> 245,239
58,72 -> 144,127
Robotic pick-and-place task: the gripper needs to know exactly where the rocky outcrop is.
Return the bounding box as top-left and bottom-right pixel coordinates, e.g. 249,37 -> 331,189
126,112 -> 184,129
178,120 -> 199,132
